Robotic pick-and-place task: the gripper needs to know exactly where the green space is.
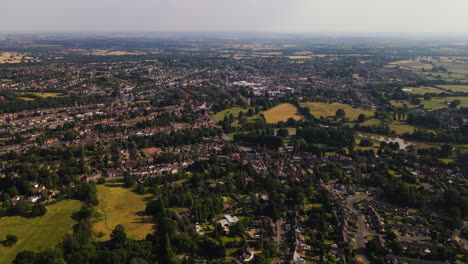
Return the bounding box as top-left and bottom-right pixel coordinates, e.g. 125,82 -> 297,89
301,102 -> 374,121
263,103 -> 303,123
422,96 -> 468,109
212,106 -> 258,122
0,200 -> 82,264
436,85 -> 468,93
94,183 -> 154,241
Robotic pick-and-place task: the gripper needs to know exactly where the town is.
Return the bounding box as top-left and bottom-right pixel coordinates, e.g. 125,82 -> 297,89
0,34 -> 467,264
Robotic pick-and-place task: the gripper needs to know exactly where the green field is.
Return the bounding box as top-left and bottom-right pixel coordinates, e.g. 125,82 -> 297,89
436,85 -> 468,93
301,102 -> 374,121
390,121 -> 434,135
406,86 -> 447,95
0,200 -> 82,264
390,100 -> 415,108
212,106 -> 257,122
263,103 -> 303,123
389,57 -> 468,83
94,184 -> 154,241
422,96 -> 468,109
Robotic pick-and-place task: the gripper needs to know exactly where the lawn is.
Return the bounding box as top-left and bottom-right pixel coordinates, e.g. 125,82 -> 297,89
0,199 -> 82,264
263,103 -> 303,123
301,102 -> 374,121
94,183 -> 154,241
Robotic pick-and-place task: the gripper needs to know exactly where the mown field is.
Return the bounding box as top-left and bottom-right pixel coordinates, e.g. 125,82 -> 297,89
94,183 -> 154,241
263,103 -> 303,123
0,200 -> 82,264
300,102 -> 374,121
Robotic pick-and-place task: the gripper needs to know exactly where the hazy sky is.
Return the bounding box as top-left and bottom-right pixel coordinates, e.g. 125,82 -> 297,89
2,0 -> 468,34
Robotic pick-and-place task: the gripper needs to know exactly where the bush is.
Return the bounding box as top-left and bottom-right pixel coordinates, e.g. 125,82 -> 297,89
359,139 -> 373,147
3,234 -> 18,246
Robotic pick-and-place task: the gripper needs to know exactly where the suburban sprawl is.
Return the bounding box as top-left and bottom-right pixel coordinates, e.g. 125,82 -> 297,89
0,34 -> 467,264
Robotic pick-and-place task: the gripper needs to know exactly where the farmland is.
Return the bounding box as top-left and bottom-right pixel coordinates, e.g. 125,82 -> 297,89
0,200 -> 82,264
0,52 -> 39,64
388,56 -> 468,82
94,183 -> 154,241
300,102 -> 374,121
263,103 -> 303,123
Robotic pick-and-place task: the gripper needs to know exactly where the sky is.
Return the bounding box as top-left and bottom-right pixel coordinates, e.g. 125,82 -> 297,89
2,0 -> 468,34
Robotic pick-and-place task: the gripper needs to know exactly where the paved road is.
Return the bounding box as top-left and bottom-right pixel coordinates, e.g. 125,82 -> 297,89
346,194 -> 372,264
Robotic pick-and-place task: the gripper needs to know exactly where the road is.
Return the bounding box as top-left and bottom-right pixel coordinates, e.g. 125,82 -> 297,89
346,194 -> 372,264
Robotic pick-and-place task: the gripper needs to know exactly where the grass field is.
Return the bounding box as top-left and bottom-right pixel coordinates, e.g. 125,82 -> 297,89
388,57 -> 468,83
390,100 -> 416,108
301,102 -> 374,121
0,200 -> 82,264
19,92 -> 64,99
212,106 -> 257,122
263,103 -> 303,123
422,96 -> 468,109
87,49 -> 145,56
0,52 -> 39,64
390,121 -> 435,135
407,86 -> 447,95
94,183 -> 154,241
436,85 -> 468,93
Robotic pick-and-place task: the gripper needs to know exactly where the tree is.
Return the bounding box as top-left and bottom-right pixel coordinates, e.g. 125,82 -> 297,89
31,203 -> 47,217
440,144 -> 453,158
450,99 -> 461,109
110,224 -> 127,246
5,234 -> 18,245
13,200 -> 32,215
335,109 -> 346,118
357,114 -> 367,123
124,172 -> 136,187
63,130 -> 78,141
276,128 -> 289,138
13,250 -> 37,264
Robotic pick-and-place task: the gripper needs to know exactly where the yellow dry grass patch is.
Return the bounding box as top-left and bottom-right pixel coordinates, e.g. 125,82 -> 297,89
0,200 -> 82,264
0,52 -> 40,64
300,102 -> 374,121
94,183 -> 154,241
262,103 -> 303,123
88,49 -> 145,56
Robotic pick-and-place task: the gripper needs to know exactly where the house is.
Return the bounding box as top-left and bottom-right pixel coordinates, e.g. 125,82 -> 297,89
242,247 -> 255,262
217,214 -> 240,232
